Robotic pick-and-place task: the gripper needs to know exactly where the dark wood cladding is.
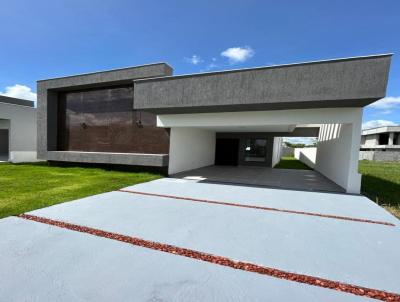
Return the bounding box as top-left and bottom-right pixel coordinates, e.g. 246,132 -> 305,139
57,85 -> 169,154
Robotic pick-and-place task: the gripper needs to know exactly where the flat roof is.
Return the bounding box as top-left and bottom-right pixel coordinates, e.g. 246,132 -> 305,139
134,53 -> 393,83
0,95 -> 35,107
37,62 -> 173,82
37,54 -> 392,84
133,53 -> 392,113
362,125 -> 400,135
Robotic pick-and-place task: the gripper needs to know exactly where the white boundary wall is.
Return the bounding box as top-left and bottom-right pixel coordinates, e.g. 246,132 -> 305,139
168,127 -> 216,174
159,108 -> 363,193
0,102 -> 37,163
272,137 -> 282,167
315,119 -> 362,194
294,147 -> 317,169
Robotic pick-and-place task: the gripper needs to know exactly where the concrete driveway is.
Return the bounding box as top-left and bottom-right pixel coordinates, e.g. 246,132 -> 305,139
1,178 -> 400,301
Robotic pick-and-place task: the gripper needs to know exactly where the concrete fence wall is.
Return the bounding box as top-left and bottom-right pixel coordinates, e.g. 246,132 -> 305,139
294,147 -> 317,168
359,150 -> 400,161
281,146 -> 294,157
272,137 -> 282,167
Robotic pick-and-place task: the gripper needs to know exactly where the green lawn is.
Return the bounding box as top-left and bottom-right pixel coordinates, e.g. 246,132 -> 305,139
0,162 -> 162,219
274,156 -> 313,170
1,160 -> 399,220
359,160 -> 400,218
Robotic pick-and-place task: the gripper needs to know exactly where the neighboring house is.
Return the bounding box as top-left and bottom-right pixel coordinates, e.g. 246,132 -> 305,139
360,126 -> 400,161
0,96 -> 37,162
37,54 -> 392,194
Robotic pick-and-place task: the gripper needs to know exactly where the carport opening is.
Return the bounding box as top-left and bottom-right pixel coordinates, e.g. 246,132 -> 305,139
275,137 -> 318,170
214,133 -> 318,170
171,124 -> 348,193
0,129 -> 9,161
214,134 -> 272,167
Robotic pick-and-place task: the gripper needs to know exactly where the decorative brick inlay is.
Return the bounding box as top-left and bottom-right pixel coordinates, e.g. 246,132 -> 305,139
19,213 -> 400,301
118,189 -> 395,227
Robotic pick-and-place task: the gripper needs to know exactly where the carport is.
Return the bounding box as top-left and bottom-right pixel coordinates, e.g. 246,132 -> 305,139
159,110 -> 363,193
170,125 -> 341,192
133,54 -> 391,194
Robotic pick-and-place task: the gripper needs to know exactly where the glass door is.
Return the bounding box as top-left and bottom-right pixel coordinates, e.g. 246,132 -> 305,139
244,138 -> 267,163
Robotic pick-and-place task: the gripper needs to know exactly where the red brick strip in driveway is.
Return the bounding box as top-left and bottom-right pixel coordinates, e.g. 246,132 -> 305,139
19,213 -> 400,301
118,189 -> 396,227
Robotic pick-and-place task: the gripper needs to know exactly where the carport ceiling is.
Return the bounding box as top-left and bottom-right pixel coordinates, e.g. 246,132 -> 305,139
197,124 -> 297,132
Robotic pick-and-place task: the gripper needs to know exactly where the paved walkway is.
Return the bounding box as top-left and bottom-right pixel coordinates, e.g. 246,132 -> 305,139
1,178 -> 399,301
172,165 -> 345,192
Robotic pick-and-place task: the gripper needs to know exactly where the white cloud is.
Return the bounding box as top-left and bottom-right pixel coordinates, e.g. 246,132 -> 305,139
184,55 -> 203,65
201,59 -> 219,72
362,119 -> 397,130
283,137 -> 317,145
368,96 -> 400,113
221,46 -> 254,64
0,84 -> 37,102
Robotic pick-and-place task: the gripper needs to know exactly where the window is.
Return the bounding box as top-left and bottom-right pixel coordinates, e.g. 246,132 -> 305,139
378,133 -> 389,145
244,138 -> 267,162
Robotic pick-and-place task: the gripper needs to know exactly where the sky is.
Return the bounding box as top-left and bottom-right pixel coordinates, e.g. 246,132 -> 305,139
0,0 -> 399,135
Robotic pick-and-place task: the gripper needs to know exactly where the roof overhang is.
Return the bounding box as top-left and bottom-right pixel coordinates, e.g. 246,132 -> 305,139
0,95 -> 34,107
133,54 -> 392,114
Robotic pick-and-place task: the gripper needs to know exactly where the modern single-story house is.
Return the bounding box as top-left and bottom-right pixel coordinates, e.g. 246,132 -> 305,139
0,95 -> 37,162
37,54 -> 392,194
360,126 -> 400,161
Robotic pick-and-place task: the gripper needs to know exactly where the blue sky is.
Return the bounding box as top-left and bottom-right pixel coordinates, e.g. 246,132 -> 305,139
0,0 -> 399,129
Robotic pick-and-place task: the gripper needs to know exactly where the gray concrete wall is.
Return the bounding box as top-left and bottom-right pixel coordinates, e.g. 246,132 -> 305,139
37,63 -> 172,166
46,151 -> 168,167
363,134 -> 379,147
134,54 -> 391,114
281,146 -> 294,157
359,150 -> 400,161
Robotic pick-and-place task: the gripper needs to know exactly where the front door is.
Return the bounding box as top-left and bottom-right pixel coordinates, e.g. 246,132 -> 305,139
215,138 -> 239,165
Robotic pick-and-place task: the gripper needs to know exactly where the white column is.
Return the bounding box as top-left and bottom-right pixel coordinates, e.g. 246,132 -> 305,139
346,110 -> 363,193
168,127 -> 216,175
